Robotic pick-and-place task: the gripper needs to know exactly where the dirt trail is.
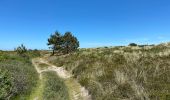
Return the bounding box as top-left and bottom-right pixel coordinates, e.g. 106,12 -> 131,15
32,58 -> 91,100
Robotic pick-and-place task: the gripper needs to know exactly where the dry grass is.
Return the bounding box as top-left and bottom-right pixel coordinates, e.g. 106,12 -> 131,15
47,43 -> 170,100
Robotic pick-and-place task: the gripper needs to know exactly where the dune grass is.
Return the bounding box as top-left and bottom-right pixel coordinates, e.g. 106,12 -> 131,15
42,71 -> 70,100
48,43 -> 170,100
64,78 -> 83,100
38,63 -> 49,70
29,76 -> 44,100
29,72 -> 70,100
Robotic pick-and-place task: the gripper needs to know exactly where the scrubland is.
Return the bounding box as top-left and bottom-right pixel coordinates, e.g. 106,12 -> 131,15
1,42 -> 170,100
0,51 -> 40,99
47,43 -> 170,100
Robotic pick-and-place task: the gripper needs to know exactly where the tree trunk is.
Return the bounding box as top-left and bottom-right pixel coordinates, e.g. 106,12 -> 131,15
52,50 -> 55,55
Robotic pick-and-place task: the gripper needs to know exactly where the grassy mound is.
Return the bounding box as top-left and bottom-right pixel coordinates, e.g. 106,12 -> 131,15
48,44 -> 170,100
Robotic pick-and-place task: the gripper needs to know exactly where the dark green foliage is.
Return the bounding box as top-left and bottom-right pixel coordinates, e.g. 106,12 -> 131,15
62,32 -> 79,54
47,32 -> 63,55
15,44 -> 27,55
129,43 -> 138,46
47,31 -> 79,55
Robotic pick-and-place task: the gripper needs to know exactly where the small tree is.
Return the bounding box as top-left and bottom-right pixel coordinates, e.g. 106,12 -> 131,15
15,44 -> 27,55
129,43 -> 137,46
47,31 -> 79,55
47,32 -> 62,55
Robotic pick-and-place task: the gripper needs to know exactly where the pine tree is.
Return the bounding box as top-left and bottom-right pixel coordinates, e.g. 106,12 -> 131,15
47,31 -> 62,55
47,31 -> 79,55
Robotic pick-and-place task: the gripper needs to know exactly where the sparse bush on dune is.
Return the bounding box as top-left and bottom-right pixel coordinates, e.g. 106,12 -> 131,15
48,44 -> 170,100
14,44 -> 41,58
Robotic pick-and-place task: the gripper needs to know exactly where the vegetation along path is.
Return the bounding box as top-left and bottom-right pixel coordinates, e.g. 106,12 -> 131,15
31,58 -> 91,100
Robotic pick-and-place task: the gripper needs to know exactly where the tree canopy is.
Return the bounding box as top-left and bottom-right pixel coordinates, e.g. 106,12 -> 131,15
128,43 -> 138,46
47,31 -> 79,55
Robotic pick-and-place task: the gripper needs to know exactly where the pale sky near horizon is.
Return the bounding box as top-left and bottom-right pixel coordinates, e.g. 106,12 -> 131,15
0,0 -> 170,50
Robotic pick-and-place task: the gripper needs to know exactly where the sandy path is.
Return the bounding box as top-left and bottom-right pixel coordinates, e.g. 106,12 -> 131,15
32,58 -> 91,100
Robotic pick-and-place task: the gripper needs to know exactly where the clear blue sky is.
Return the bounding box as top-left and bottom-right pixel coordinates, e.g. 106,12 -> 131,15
0,0 -> 170,50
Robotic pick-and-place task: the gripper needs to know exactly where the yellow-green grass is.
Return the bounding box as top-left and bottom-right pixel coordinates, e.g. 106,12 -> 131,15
38,63 -> 49,70
64,78 -> 83,100
29,71 -> 70,100
42,71 -> 70,100
29,76 -> 44,100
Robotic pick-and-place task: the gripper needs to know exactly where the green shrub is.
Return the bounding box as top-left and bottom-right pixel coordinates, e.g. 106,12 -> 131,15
0,52 -> 38,99
15,44 -> 27,55
0,69 -> 13,99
